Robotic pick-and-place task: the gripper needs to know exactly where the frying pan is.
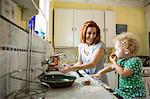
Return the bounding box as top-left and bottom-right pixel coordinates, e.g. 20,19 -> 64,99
38,73 -> 76,88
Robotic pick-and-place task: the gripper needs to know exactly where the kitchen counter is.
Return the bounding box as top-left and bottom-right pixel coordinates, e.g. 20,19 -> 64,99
36,70 -> 118,99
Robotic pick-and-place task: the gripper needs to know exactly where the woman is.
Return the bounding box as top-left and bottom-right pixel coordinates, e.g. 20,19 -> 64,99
61,21 -> 108,84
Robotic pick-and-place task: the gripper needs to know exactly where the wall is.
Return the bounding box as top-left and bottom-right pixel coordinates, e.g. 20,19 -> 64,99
0,16 -> 54,98
50,0 -> 54,46
145,4 -> 150,55
51,2 -> 149,56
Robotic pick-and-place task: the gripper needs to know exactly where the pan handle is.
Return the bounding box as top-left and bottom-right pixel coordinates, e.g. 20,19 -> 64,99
41,82 -> 50,88
76,70 -> 84,77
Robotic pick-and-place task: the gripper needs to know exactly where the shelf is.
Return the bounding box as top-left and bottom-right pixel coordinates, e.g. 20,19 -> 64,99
9,69 -> 42,83
14,0 -> 39,20
7,69 -> 49,99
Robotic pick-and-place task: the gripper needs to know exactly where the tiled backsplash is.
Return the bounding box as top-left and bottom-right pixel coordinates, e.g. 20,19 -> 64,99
55,48 -> 78,63
0,16 -> 54,98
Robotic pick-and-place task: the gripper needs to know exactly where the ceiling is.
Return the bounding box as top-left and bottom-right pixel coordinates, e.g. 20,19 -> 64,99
54,0 -> 146,3
54,0 -> 149,7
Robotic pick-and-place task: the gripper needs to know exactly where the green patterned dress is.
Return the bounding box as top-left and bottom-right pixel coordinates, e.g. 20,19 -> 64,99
114,57 -> 146,99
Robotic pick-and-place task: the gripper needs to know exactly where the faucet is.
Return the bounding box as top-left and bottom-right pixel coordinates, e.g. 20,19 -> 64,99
54,53 -> 67,64
41,53 -> 67,66
53,53 -> 67,58
40,53 -> 67,71
41,58 -> 51,66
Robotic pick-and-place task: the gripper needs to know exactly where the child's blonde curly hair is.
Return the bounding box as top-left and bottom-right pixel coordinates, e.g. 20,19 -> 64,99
114,32 -> 140,55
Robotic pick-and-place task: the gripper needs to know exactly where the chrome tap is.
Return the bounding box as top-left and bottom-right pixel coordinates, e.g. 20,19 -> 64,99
53,53 -> 67,58
41,59 -> 51,66
50,53 -> 67,63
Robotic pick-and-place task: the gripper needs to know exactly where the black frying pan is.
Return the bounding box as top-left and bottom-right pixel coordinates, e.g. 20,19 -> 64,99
38,73 -> 76,88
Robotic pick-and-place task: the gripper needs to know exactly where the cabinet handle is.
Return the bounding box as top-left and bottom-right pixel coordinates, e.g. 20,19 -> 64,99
72,27 -> 73,31
105,28 -> 108,32
103,28 -> 108,32
103,28 -> 105,32
75,27 -> 76,31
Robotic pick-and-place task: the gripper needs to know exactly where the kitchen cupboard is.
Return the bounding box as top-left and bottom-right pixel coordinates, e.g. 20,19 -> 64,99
92,10 -> 116,47
54,8 -> 93,47
0,0 -> 39,22
92,11 -> 105,44
107,70 -> 118,89
54,8 -> 116,48
54,9 -> 74,47
104,11 -> 116,47
104,64 -> 118,89
73,9 -> 93,47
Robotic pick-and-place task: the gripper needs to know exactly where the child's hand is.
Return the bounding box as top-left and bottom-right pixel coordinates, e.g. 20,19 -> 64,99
109,53 -> 117,64
91,73 -> 102,80
110,64 -> 115,69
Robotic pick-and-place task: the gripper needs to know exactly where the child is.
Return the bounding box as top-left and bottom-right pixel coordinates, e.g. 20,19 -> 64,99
92,32 -> 146,99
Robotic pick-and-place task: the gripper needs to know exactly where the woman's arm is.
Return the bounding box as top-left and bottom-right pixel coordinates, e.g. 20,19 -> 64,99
72,48 -> 105,71
62,48 -> 105,72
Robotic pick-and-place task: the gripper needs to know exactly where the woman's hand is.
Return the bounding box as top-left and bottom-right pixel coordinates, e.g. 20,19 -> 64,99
109,52 -> 117,64
59,65 -> 72,73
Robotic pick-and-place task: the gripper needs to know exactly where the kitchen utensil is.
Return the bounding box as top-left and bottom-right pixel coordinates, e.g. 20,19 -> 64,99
38,74 -> 76,88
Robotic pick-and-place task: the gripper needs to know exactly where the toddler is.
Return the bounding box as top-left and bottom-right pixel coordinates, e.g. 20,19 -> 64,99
92,32 -> 146,99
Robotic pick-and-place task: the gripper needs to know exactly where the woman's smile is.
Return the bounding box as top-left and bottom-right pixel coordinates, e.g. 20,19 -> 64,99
86,27 -> 97,45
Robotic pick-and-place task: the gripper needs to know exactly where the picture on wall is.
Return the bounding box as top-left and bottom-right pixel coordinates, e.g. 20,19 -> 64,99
116,24 -> 127,34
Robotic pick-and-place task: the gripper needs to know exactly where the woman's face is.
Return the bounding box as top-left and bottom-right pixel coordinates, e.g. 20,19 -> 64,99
86,27 -> 97,45
114,41 -> 125,59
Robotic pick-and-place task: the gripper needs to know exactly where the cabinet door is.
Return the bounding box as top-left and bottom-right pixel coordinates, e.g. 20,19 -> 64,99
93,10 -> 105,43
104,64 -> 118,89
54,9 -> 74,47
107,70 -> 118,89
105,11 -> 116,47
74,9 -> 93,47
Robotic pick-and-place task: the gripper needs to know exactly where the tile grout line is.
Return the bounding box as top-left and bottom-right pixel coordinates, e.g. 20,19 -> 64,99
0,46 -> 46,53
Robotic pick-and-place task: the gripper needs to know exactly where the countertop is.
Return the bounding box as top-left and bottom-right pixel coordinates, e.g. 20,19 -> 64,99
35,70 -> 118,99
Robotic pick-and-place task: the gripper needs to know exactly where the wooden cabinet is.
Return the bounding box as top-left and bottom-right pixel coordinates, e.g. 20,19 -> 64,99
54,8 -> 116,48
93,10 -> 105,44
105,64 -> 118,89
54,8 -> 92,47
74,9 -> 93,47
107,70 -> 118,89
105,11 -> 116,47
93,10 -> 116,47
54,9 -> 74,47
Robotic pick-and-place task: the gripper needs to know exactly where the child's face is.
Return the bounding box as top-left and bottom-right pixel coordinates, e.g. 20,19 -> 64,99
114,41 -> 125,59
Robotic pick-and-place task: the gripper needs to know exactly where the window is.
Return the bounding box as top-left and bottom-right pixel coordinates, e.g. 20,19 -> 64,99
28,0 -> 50,39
